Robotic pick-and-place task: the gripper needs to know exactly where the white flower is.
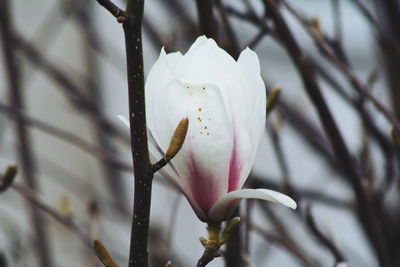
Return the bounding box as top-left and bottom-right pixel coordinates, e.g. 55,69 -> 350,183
122,36 -> 296,222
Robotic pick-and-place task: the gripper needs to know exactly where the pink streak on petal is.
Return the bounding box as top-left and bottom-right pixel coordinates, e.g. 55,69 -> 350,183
188,151 -> 219,215
228,131 -> 241,192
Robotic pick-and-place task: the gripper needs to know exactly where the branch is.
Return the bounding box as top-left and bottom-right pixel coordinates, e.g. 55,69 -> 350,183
195,0 -> 218,40
196,249 -> 217,267
96,0 -> 126,20
123,1 -> 152,266
97,1 -> 152,266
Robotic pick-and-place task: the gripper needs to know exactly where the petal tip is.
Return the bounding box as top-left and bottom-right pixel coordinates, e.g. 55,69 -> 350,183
287,198 -> 297,209
117,115 -> 130,129
273,192 -> 297,210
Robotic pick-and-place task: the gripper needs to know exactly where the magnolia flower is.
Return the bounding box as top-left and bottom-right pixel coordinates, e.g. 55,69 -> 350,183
121,36 -> 296,223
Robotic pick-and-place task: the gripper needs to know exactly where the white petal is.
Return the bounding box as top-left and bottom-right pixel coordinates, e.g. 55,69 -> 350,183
236,48 -> 267,188
186,35 -> 208,54
146,48 -> 180,149
117,114 -> 208,220
150,79 -> 234,214
208,188 -> 296,222
175,37 -> 249,124
117,115 -> 130,129
165,51 -> 183,71
174,37 -> 259,191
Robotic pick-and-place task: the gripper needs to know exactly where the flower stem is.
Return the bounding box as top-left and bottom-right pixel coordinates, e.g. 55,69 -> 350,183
196,223 -> 223,267
206,223 -> 221,247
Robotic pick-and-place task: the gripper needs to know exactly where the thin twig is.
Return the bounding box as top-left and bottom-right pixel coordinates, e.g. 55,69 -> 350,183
96,0 -> 125,19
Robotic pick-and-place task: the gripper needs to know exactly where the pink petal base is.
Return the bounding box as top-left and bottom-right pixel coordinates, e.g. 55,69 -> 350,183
187,151 -> 219,215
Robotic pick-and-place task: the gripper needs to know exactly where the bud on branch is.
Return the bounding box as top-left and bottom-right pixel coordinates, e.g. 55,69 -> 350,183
93,239 -> 117,267
0,164 -> 17,193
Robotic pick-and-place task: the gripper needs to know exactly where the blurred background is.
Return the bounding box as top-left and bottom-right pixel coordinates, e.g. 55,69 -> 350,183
0,0 -> 399,266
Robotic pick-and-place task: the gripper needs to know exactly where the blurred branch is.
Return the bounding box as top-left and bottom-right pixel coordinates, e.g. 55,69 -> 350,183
311,59 -> 397,194
215,0 -> 240,58
257,203 -> 321,266
11,184 -> 92,248
13,33 -> 130,144
225,4 -> 262,27
266,121 -> 291,184
351,0 -> 400,55
0,103 -> 132,172
251,222 -> 317,267
282,0 -> 400,132
263,1 -> 393,266
247,28 -> 269,49
305,206 -> 347,264
373,0 -> 400,122
74,0 -> 129,213
195,0 -> 218,40
0,1 -> 53,266
223,3 -> 343,174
